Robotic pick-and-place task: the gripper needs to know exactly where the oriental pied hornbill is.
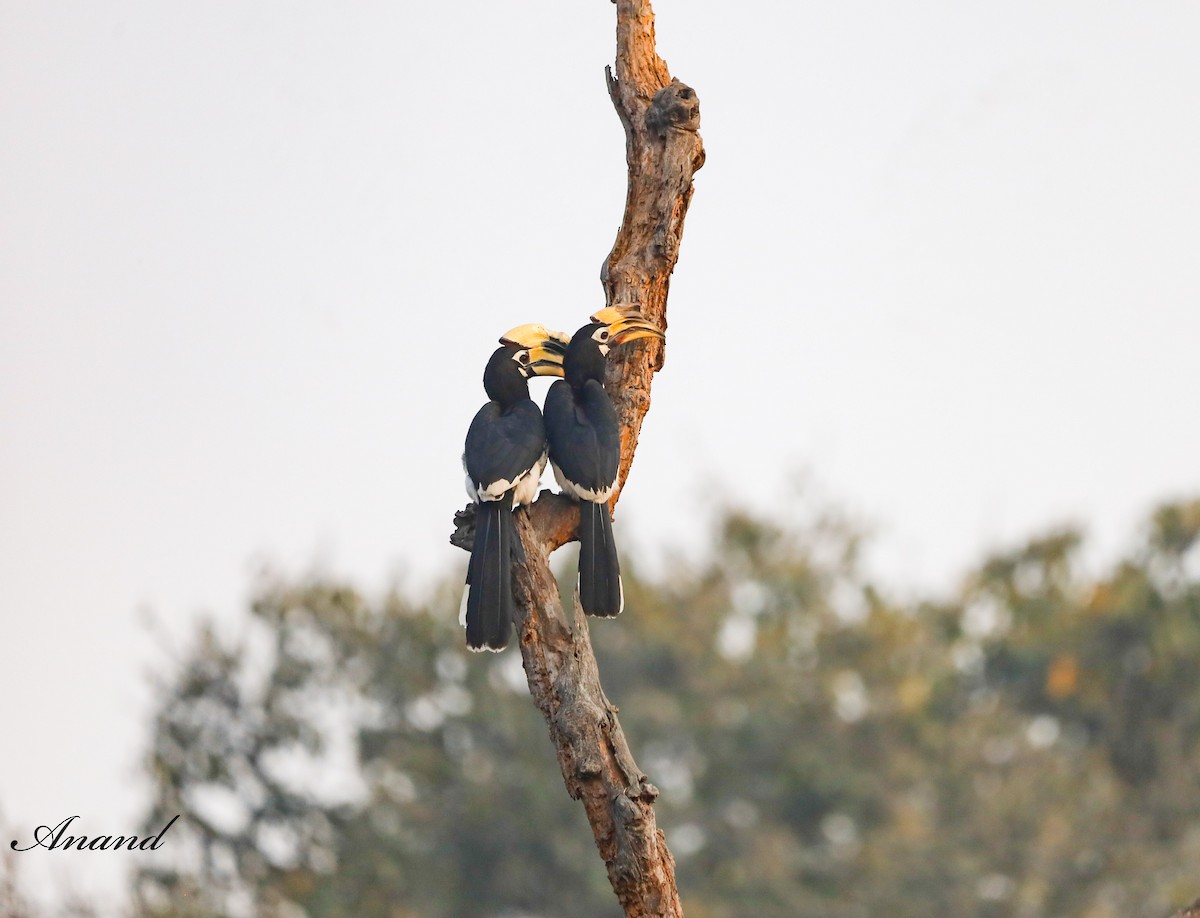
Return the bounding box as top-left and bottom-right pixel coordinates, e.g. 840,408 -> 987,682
460,327 -> 568,651
544,309 -> 664,617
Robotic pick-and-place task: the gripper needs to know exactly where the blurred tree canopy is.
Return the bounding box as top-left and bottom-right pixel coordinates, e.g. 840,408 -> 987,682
127,497 -> 1200,918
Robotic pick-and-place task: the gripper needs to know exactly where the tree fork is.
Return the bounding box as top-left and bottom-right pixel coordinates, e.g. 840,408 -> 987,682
452,1 -> 702,914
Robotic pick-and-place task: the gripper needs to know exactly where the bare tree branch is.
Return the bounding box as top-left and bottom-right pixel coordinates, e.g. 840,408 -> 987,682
604,0 -> 704,511
452,2 -> 701,915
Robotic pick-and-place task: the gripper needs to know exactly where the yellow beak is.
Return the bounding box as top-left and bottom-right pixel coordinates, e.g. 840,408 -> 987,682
590,306 -> 644,325
611,317 -> 665,346
500,323 -> 571,354
499,323 -> 568,377
590,306 -> 665,345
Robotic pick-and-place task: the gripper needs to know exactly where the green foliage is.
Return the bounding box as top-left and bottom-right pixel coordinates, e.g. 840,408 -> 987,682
134,499 -> 1200,918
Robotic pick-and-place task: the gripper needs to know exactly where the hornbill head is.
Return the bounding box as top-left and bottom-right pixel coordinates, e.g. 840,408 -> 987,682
478,326 -> 567,404
499,323 -> 571,378
546,308 -> 663,386
591,306 -> 663,337
581,307 -> 664,356
497,323 -> 570,379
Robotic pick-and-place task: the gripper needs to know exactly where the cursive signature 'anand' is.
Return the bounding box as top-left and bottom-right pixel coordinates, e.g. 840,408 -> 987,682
10,815 -> 180,852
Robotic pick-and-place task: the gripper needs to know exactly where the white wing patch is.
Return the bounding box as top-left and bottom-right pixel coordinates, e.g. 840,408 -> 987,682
512,452 -> 547,507
469,452 -> 547,505
551,461 -> 615,503
478,477 -> 516,501
462,453 -> 477,502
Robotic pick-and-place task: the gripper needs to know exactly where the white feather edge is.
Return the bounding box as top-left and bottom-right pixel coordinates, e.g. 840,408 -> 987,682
463,452 -> 547,505
573,570 -> 626,616
551,460 -> 615,503
458,587 -> 509,652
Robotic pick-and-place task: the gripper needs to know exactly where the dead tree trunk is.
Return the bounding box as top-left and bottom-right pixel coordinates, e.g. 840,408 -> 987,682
453,2 -> 702,915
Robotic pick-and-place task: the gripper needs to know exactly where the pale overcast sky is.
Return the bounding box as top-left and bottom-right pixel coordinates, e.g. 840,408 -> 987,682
2,0 -> 1199,907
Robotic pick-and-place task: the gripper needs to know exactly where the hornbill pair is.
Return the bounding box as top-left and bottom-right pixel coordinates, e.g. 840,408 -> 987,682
460,310 -> 663,651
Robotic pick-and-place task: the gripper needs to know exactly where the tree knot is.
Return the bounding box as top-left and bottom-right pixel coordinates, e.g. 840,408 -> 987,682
450,503 -> 476,551
645,80 -> 700,137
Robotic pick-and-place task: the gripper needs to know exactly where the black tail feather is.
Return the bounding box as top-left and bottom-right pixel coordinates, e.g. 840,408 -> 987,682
464,495 -> 515,650
578,500 -> 623,617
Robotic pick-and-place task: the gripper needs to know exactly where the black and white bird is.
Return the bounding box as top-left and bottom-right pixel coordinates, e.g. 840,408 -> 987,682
460,326 -> 568,651
543,310 -> 664,617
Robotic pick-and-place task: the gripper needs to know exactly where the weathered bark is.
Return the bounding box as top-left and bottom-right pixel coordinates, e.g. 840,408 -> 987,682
451,2 -> 702,915
602,2 -> 703,512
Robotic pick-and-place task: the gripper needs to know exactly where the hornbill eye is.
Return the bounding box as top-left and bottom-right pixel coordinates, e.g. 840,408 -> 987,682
517,351 -> 531,364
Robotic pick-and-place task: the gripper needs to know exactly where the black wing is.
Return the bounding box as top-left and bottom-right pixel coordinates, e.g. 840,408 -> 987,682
544,379 -> 620,492
464,399 -> 546,495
